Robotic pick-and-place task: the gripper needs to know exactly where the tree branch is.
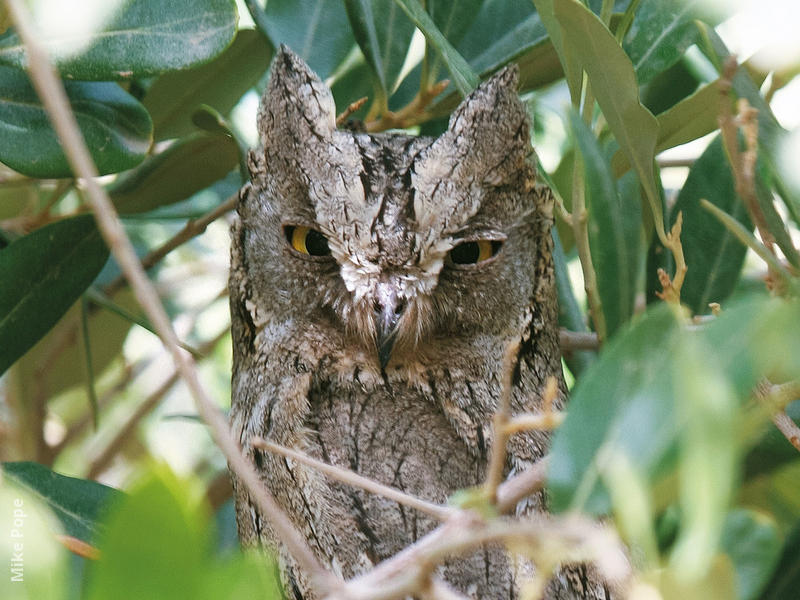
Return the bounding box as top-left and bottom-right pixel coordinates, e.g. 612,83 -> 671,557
5,2 -> 339,595
251,437 -> 454,521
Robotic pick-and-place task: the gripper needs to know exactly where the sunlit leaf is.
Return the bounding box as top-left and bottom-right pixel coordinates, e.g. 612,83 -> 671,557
0,216 -> 109,375
0,0 -> 238,80
613,79 -> 719,176
0,66 -> 151,178
85,466 -> 281,600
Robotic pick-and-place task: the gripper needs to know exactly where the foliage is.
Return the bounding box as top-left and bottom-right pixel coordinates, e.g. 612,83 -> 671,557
0,0 -> 799,598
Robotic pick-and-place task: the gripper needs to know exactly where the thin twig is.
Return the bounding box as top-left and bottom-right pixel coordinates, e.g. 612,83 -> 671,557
252,438 -> 454,521
483,340 -> 519,503
559,328 -> 599,351
328,514 -> 629,600
757,380 -> 800,453
365,79 -> 450,133
5,3 -> 338,595
655,212 -> 688,304
336,96 -> 369,127
104,193 -> 237,297
503,411 -> 565,435
495,456 -> 550,515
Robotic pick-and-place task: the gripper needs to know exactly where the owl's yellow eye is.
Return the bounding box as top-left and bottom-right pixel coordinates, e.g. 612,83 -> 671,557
449,240 -> 502,265
284,225 -> 331,257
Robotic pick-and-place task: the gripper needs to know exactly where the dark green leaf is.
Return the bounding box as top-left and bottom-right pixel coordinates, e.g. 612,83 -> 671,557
721,509 -> 782,600
744,401 -> 800,481
0,0 -> 238,80
0,215 -> 109,375
109,133 -> 238,214
623,0 -> 701,85
570,112 -> 641,336
259,0 -> 353,81
424,0 -> 483,83
760,518 -> 800,600
391,0 -> 479,97
671,135 -> 752,314
0,66 -> 151,178
553,0 -> 663,238
345,0 -> 416,111
144,29 -> 271,141
2,462 -> 121,543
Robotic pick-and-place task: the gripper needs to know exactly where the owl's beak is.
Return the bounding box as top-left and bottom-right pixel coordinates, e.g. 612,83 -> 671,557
374,284 -> 405,370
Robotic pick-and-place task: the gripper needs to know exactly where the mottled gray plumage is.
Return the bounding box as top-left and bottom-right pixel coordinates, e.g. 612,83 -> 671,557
229,46 -> 607,599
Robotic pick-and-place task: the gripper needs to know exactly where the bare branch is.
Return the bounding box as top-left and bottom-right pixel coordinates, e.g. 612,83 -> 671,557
252,438 -> 454,521
559,328 -> 599,352
5,2 -> 338,594
483,339 -> 519,503
329,514 -> 629,600
336,96 -> 369,127
104,193 -> 237,297
495,457 -> 550,515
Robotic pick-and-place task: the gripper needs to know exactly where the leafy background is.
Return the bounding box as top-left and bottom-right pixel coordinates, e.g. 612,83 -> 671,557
1,0 -> 800,598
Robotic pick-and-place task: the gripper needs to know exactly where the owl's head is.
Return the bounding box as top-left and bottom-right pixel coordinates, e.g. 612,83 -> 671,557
238,46 -> 552,370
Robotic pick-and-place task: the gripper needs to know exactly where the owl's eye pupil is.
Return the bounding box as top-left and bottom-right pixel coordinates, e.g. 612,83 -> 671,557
449,240 -> 502,265
284,225 -> 331,257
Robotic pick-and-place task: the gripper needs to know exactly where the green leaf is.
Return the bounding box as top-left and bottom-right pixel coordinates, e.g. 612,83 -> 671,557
2,462 -> 121,544
0,66 -> 151,178
144,29 -> 271,141
0,0 -> 238,80
424,0 -> 483,84
0,215 -> 109,376
553,227 -> 594,376
720,509 -> 782,600
85,465 -> 281,600
760,518 -> 800,600
613,78 -> 719,177
548,304 -> 684,514
344,0 -> 416,111
669,334 -> 738,579
532,0 -> 581,101
570,112 -> 641,336
109,133 -> 238,214
623,0 -> 701,85
552,0 -> 663,240
391,0 -> 479,97
258,0 -> 354,81
744,401 -> 800,481
670,135 -> 752,315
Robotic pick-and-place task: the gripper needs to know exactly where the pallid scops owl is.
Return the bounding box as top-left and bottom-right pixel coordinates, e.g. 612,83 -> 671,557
229,46 -> 606,599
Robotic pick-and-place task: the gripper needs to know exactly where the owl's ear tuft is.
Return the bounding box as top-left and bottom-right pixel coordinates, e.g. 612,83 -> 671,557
257,45 -> 336,144
444,64 -> 532,183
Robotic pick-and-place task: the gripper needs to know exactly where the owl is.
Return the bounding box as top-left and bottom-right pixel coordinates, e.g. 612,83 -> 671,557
229,46 -> 607,599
